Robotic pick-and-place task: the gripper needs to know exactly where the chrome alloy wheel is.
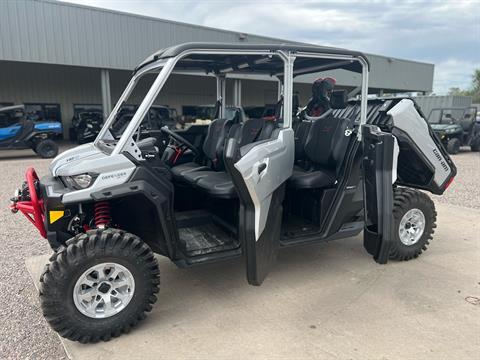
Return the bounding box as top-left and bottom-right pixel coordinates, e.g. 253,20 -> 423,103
398,208 -> 426,246
73,262 -> 135,319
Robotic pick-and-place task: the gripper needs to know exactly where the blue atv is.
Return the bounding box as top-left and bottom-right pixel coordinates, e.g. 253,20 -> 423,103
0,105 -> 62,158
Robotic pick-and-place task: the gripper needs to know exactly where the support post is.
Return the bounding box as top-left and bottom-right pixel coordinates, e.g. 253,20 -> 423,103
233,79 -> 242,107
101,69 -> 112,120
277,78 -> 283,101
216,75 -> 226,118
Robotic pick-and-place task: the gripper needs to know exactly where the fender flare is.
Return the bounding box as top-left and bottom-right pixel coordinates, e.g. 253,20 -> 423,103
90,179 -> 178,258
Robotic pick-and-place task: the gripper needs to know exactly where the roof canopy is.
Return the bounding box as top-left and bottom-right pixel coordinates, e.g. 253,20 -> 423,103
134,42 -> 368,76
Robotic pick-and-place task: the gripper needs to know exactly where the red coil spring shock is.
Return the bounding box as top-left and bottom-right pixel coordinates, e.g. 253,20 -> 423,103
94,201 -> 111,228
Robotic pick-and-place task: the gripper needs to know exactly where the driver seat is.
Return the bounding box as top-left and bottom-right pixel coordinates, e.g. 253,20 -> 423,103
171,117 -> 234,180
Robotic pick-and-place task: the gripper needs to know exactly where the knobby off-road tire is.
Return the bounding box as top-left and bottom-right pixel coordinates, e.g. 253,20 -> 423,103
446,138 -> 461,155
35,139 -> 59,158
390,188 -> 437,261
40,229 -> 160,343
470,137 -> 480,152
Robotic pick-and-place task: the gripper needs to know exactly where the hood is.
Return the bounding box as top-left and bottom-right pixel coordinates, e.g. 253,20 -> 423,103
49,143 -> 136,178
49,143 -> 104,176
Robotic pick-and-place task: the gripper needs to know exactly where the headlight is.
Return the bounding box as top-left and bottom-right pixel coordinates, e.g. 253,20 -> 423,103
62,173 -> 97,190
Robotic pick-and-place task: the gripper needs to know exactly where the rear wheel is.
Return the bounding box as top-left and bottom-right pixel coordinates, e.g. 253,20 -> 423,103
446,138 -> 460,154
470,136 -> 480,152
35,139 -> 58,158
390,188 -> 436,261
40,229 -> 160,343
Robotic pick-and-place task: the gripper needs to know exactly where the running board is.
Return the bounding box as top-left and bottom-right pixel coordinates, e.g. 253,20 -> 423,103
279,221 -> 364,247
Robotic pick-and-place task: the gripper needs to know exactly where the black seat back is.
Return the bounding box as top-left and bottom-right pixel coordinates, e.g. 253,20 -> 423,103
202,118 -> 233,170
232,118 -> 265,146
257,120 -> 276,141
304,113 -> 354,173
294,120 -> 312,161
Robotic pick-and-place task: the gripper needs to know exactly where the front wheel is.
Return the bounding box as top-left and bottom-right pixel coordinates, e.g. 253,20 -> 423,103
35,139 -> 59,158
470,136 -> 480,152
389,188 -> 437,261
446,138 -> 461,154
40,229 -> 160,343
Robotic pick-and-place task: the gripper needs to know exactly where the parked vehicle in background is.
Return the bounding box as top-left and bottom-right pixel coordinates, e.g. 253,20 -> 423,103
428,106 -> 479,154
180,104 -> 247,127
0,105 -> 61,158
414,95 -> 472,120
69,110 -> 103,144
70,105 -> 177,144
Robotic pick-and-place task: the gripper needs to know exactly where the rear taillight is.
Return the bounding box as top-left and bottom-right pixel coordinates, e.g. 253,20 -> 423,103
444,176 -> 455,190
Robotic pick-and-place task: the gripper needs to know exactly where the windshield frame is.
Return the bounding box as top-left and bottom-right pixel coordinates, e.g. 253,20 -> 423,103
93,59 -> 170,150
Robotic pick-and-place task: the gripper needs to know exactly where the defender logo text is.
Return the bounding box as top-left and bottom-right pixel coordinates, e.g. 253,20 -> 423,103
433,149 -> 449,172
101,171 -> 128,180
65,156 -> 77,163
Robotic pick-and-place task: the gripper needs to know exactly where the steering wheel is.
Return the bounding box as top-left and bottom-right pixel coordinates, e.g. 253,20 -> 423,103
160,126 -> 199,155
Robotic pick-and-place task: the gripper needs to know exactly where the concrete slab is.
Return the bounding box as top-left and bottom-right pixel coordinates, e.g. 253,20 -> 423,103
26,203 -> 480,360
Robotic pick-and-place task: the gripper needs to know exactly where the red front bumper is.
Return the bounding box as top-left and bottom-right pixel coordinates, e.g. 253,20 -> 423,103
10,167 -> 47,238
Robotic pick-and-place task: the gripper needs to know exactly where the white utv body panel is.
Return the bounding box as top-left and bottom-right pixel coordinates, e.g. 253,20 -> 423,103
388,99 -> 452,188
49,143 -> 99,174
234,128 -> 295,240
48,143 -> 136,204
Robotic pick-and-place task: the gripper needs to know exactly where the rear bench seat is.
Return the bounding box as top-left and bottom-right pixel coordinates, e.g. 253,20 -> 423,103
288,99 -> 390,190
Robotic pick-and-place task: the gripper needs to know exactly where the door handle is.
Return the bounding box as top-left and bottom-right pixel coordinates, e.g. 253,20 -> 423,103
257,162 -> 267,174
252,160 -> 268,184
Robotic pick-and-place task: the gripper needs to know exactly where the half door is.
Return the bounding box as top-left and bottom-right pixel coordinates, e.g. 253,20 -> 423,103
361,124 -> 397,264
225,128 -> 294,285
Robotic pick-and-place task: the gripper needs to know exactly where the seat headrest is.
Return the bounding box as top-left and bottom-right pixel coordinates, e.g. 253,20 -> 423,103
330,90 -> 348,109
137,137 -> 157,152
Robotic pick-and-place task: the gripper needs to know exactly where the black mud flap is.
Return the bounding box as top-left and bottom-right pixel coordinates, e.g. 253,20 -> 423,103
362,125 -> 395,264
243,185 -> 285,285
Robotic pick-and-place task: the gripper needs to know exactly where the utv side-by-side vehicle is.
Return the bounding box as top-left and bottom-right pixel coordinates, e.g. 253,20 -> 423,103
0,105 -> 61,158
69,109 -> 104,144
10,43 -> 456,343
427,106 -> 479,154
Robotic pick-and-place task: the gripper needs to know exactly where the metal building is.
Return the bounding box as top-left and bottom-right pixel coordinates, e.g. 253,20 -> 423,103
0,0 -> 435,138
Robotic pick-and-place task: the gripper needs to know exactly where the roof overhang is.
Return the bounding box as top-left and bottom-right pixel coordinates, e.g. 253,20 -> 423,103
134,42 -> 369,76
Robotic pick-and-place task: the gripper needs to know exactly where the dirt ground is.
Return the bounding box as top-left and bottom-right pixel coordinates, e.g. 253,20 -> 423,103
0,146 -> 478,359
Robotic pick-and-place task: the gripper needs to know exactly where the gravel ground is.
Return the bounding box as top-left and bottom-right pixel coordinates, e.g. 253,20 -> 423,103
0,150 -> 66,360
430,148 -> 480,209
0,145 -> 478,359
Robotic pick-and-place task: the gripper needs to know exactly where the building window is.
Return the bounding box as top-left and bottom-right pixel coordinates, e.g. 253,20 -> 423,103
24,103 -> 62,122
